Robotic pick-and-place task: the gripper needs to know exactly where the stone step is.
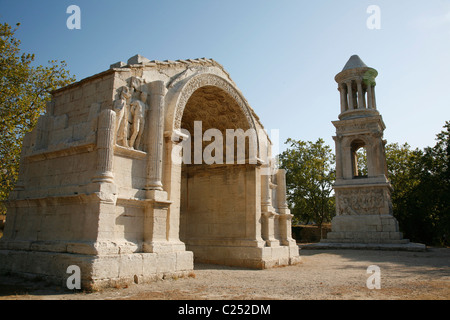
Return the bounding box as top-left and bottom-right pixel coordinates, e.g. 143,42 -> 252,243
326,231 -> 405,242
301,242 -> 427,252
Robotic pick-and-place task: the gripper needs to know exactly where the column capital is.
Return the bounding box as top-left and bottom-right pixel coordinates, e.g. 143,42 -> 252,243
150,80 -> 167,96
332,135 -> 343,142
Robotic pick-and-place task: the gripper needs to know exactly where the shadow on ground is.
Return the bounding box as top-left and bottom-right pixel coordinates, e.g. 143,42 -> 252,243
299,246 -> 450,277
1,247 -> 449,300
0,275 -> 78,298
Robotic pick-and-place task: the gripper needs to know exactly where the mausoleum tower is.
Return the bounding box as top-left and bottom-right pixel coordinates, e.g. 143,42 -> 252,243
333,55 -> 387,183
320,55 -> 425,250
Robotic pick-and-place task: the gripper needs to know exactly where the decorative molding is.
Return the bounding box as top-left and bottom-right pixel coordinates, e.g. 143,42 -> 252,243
26,143 -> 96,162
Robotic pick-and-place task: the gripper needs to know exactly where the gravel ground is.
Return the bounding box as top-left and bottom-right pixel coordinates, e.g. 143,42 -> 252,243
1,247 -> 449,300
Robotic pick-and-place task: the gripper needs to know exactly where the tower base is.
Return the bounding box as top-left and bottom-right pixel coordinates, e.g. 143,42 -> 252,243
301,242 -> 426,251
302,214 -> 426,251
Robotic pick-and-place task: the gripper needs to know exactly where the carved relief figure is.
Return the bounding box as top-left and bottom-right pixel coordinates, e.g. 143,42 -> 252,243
129,91 -> 148,150
337,188 -> 385,215
113,76 -> 148,150
114,86 -> 131,147
130,76 -> 143,93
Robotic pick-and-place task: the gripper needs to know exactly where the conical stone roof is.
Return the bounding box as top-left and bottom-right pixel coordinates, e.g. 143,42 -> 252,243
342,55 -> 368,71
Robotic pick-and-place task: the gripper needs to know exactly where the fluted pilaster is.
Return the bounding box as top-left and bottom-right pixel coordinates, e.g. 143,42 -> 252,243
145,81 -> 167,192
92,109 -> 116,183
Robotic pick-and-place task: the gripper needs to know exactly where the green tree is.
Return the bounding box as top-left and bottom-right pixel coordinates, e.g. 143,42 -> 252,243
384,143 -> 424,241
0,22 -> 75,213
408,121 -> 450,246
385,123 -> 450,246
385,143 -> 421,212
355,147 -> 367,176
279,138 -> 335,237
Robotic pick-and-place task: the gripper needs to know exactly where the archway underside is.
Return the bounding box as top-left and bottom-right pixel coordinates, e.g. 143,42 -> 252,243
179,85 -> 259,265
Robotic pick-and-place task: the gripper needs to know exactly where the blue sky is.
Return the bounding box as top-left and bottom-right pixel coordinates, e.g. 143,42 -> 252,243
2,0 -> 450,154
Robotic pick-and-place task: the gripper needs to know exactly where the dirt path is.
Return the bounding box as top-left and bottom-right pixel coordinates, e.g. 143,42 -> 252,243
1,247 -> 449,300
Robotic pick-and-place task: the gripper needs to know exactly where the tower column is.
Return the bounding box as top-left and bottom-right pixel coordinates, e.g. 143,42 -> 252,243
371,85 -> 377,109
338,83 -> 348,113
356,78 -> 365,109
333,136 -> 343,180
346,81 -> 354,110
367,83 -> 374,109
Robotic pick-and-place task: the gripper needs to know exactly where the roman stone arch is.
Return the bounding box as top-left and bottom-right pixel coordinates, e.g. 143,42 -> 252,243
165,72 -> 259,149
0,56 -> 300,289
345,135 -> 371,178
163,73 -> 268,266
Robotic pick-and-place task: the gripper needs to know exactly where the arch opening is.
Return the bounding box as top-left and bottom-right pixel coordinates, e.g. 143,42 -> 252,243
178,85 -> 258,262
351,139 -> 368,178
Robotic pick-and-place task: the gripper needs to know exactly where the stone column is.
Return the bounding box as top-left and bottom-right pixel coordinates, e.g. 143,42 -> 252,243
163,130 -> 189,252
356,78 -> 365,109
369,132 -> 386,177
92,109 -> 116,183
346,81 -> 354,110
338,83 -> 348,113
261,164 -> 278,246
333,136 -> 343,180
261,165 -> 274,212
342,145 -> 353,179
145,80 -> 167,192
371,85 -> 377,109
244,164 -> 265,246
261,211 -> 277,246
276,169 -> 295,246
367,84 -> 374,109
90,109 -> 118,254
142,81 -> 173,253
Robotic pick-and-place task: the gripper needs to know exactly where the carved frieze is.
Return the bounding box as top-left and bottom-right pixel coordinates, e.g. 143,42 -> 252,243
336,187 -> 391,216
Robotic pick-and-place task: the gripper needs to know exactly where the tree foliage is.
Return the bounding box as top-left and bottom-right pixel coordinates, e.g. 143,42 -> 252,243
355,147 -> 367,176
387,122 -> 450,246
279,138 -> 335,230
0,22 -> 75,213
